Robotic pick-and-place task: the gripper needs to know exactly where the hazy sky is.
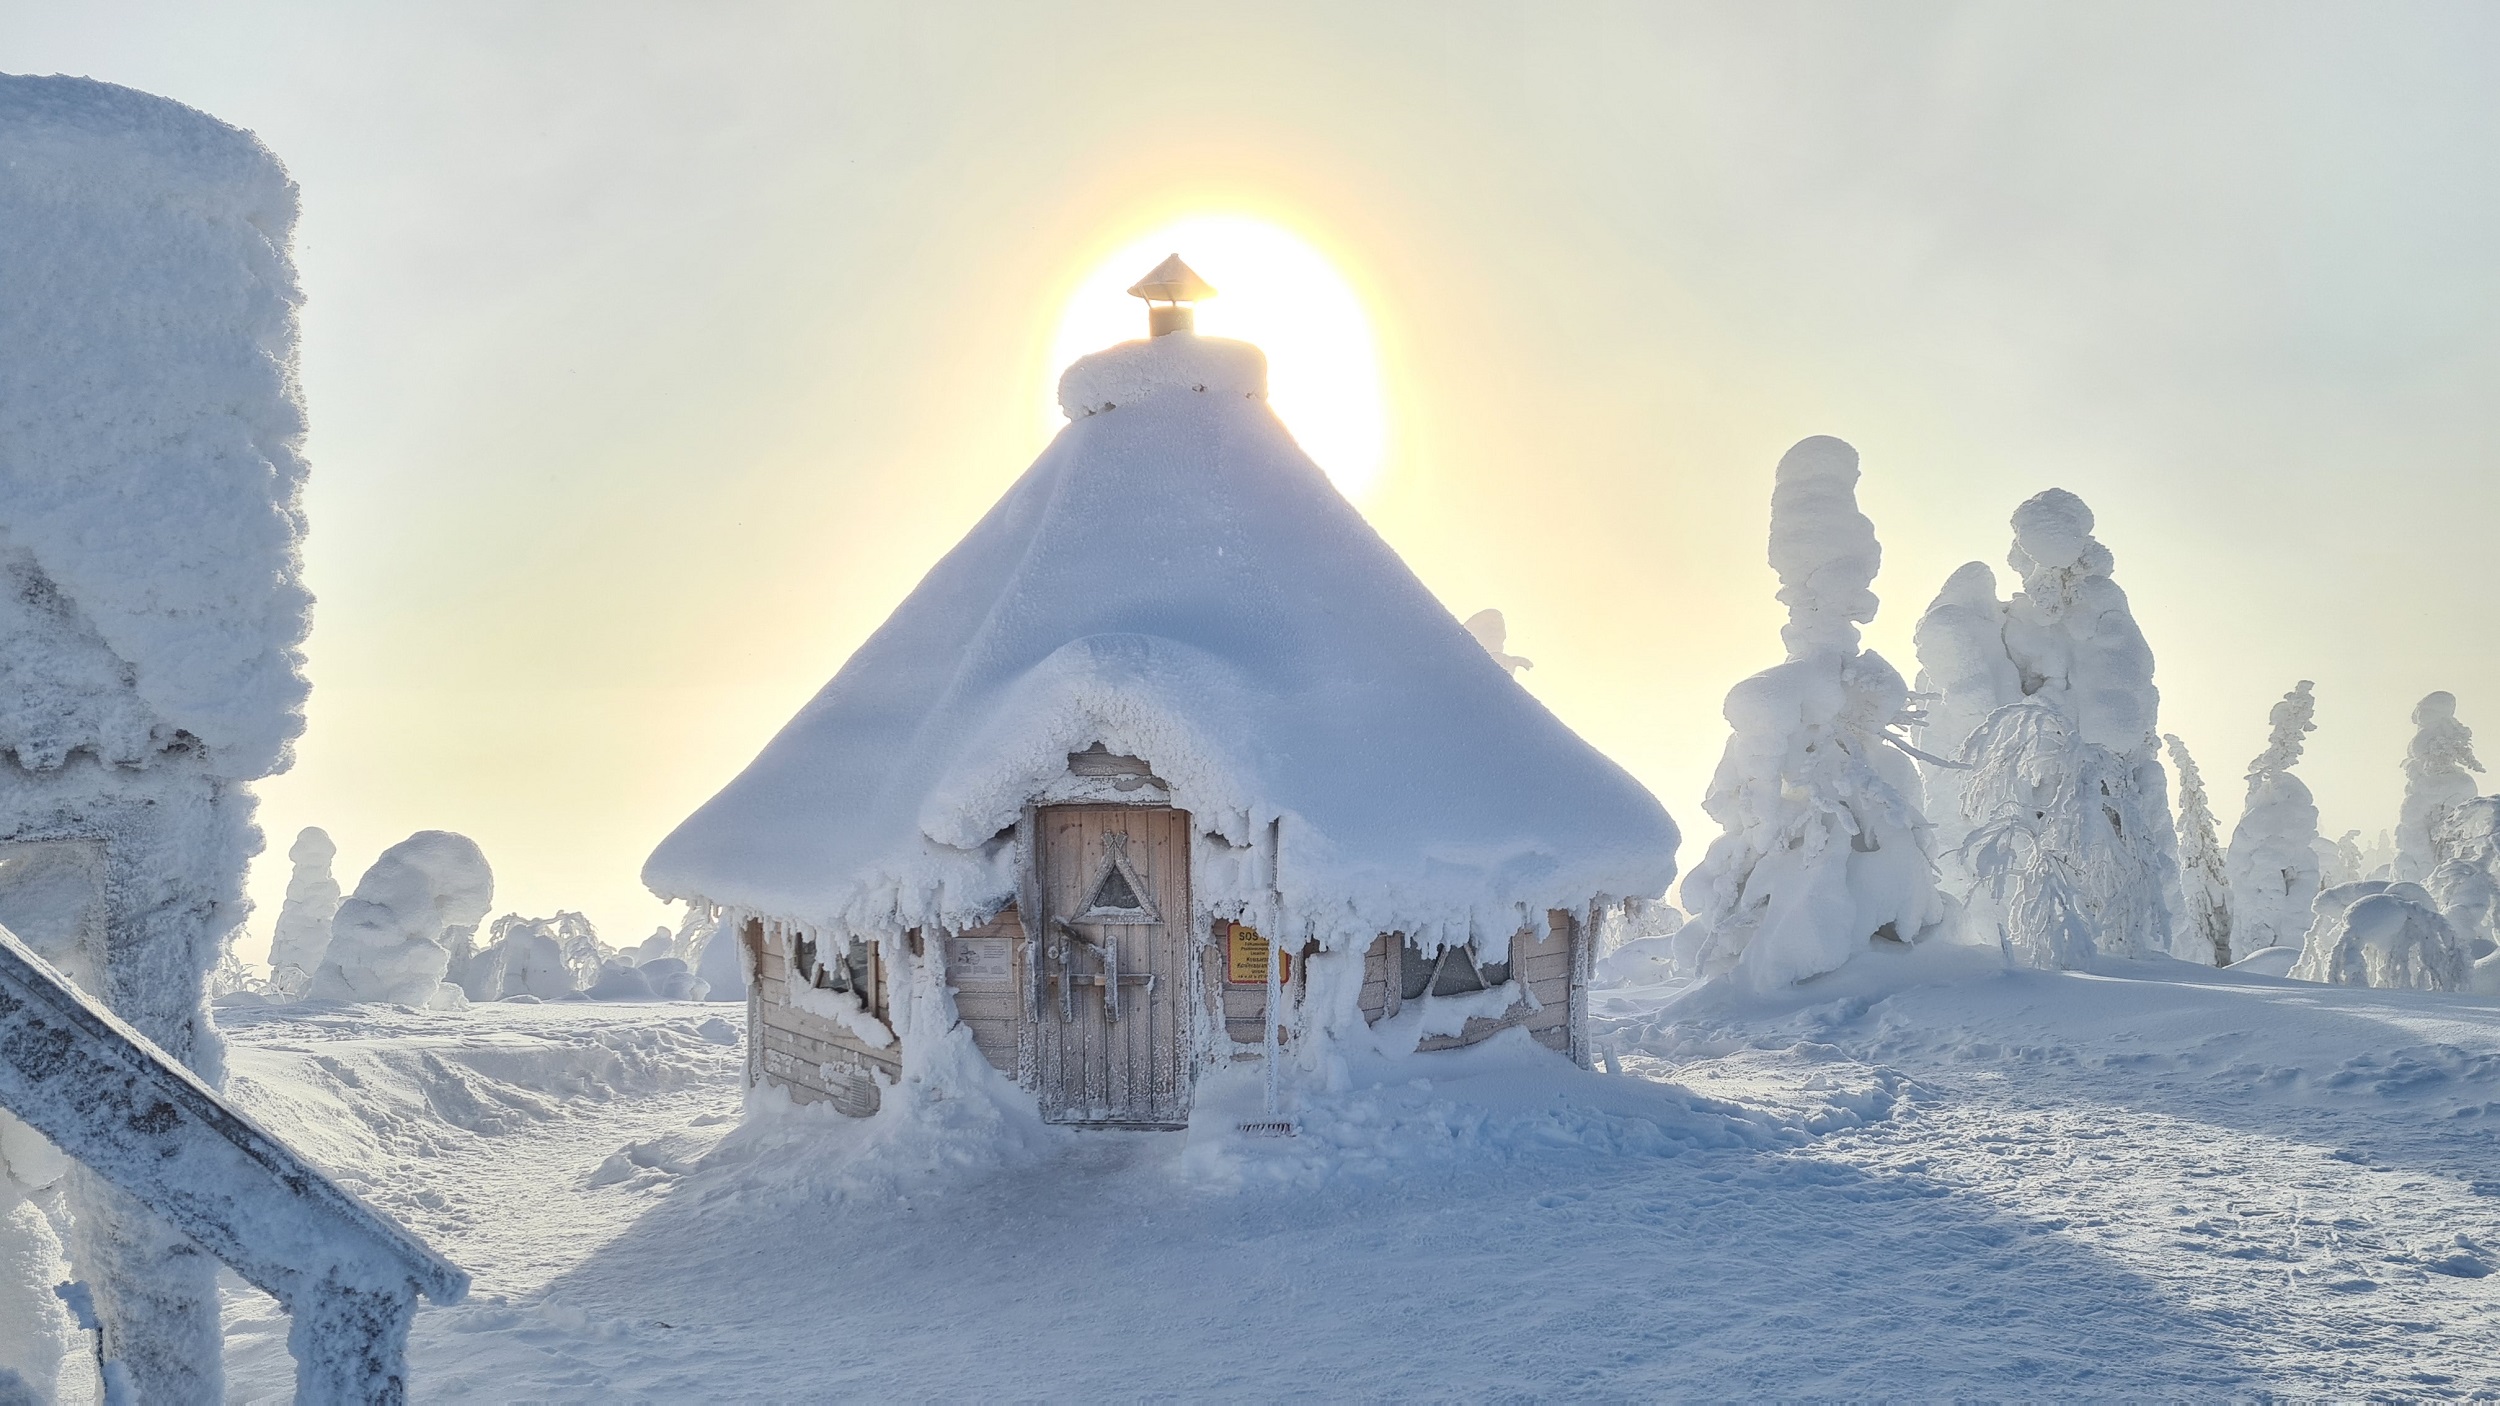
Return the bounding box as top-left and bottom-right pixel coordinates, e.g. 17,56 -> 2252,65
7,2 -> 2496,947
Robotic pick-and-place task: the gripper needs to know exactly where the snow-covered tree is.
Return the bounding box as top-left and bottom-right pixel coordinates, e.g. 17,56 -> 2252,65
2315,829 -> 2366,890
2165,734 -> 2234,965
2395,692 -> 2482,882
1461,609 -> 1533,675
2430,797 -> 2500,954
1957,703 -> 2101,968
1682,436 -> 1942,988
1923,489 -> 2179,961
2292,880 -> 2467,990
263,826 -> 340,996
1911,562 -> 2020,906
2226,682 -> 2322,956
308,831 -> 493,1005
2359,830 -> 2397,881
455,911 -> 618,1001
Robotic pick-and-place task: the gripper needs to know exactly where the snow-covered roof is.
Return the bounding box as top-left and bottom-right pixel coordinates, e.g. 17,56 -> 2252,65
646,332 -> 1676,946
0,75 -> 311,779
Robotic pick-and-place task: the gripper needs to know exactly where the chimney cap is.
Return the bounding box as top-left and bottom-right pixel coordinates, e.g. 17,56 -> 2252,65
1127,253 -> 1217,304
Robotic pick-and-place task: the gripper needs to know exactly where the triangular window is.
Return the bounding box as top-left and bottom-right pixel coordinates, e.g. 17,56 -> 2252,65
1090,865 -> 1143,914
1076,834 -> 1161,925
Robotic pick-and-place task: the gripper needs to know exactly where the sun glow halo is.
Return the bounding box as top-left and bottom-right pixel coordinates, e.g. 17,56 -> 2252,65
1046,216 -> 1389,500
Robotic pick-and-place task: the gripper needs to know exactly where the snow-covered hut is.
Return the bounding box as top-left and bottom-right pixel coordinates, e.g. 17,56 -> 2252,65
647,260 -> 1677,1128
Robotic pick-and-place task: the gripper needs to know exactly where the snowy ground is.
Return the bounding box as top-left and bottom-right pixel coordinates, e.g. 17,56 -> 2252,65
215,953 -> 2500,1399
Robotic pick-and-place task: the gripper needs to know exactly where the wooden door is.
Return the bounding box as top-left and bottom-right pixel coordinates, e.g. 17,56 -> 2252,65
1032,805 -> 1194,1128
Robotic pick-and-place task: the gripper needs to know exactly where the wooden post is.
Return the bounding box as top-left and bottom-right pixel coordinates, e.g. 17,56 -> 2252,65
1016,805 -> 1042,1024
1571,901 -> 1599,1070
1261,927 -> 1282,1117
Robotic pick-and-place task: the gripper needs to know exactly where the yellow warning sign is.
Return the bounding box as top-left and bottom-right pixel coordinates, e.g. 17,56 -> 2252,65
1226,924 -> 1288,985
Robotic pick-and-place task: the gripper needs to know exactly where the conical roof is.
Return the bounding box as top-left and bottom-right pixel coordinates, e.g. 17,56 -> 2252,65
644,333 -> 1676,946
1125,253 -> 1216,303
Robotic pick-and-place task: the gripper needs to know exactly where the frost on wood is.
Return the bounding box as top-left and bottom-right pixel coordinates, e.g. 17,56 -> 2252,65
310,832 -> 493,1006
2291,880 -> 2467,991
267,826 -> 341,995
1921,490 -> 2178,962
646,329 -> 1674,956
2395,692 -> 2482,883
2164,735 -> 2234,966
0,73 -> 317,1397
2227,683 -> 2323,958
0,925 -> 463,1402
1682,436 -> 1940,989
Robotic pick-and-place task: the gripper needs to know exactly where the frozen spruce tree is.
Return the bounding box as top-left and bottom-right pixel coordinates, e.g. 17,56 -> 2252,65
2395,691 -> 2482,882
263,825 -> 341,996
308,830 -> 493,1005
2430,797 -> 2500,954
2316,829 -> 2366,890
1683,436 -> 1941,988
2165,734 -> 2234,965
2226,682 -> 2323,956
1931,489 -> 2179,962
1910,562 -> 2020,906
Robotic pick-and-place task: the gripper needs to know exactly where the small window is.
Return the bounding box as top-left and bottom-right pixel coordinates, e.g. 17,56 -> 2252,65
1433,947 -> 1487,997
790,933 -> 885,1019
1400,939 -> 1511,999
1400,939 -> 1434,1001
1089,864 -> 1144,914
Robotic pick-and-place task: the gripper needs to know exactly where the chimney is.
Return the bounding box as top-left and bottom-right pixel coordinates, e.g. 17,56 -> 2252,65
1126,253 -> 1216,337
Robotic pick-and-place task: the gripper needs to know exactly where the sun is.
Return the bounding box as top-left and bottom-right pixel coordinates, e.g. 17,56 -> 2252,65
1047,215 -> 1389,500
